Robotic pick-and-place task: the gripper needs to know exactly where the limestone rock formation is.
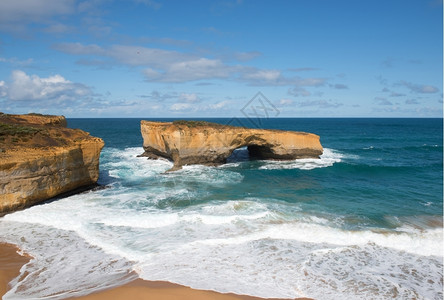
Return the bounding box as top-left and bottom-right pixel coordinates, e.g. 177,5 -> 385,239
0,113 -> 104,215
140,120 -> 323,171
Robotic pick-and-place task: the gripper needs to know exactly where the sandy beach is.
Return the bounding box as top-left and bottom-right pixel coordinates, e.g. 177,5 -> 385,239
0,243 -> 31,297
0,243 -> 312,300
71,279 -> 309,300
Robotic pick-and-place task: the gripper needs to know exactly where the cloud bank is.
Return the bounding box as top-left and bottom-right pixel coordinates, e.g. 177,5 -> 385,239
0,70 -> 91,102
53,42 -> 329,86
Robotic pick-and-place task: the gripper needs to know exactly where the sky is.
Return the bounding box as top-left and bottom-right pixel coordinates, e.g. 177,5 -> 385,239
0,0 -> 442,118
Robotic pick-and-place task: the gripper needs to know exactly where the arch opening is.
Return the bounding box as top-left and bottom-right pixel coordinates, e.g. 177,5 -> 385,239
226,144 -> 275,163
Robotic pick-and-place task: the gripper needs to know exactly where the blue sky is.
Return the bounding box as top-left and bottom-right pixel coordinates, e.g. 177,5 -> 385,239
0,0 -> 442,118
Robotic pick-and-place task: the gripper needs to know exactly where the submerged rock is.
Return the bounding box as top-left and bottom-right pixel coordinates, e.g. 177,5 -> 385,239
140,120 -> 323,171
0,112 -> 104,215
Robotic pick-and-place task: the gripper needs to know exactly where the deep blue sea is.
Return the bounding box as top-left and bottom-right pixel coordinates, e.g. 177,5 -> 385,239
1,118 -> 443,299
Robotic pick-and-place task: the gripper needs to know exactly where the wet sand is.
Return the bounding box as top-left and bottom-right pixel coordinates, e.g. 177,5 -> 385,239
0,243 -> 31,297
0,243 -> 313,300
71,279 -> 309,300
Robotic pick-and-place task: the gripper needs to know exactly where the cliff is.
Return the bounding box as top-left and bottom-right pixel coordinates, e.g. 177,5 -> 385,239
0,113 -> 104,215
140,120 -> 323,171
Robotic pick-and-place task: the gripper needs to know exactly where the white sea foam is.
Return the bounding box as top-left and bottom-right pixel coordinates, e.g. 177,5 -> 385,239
298,242 -> 443,300
259,148 -> 343,170
102,147 -> 172,181
1,146 -> 442,300
169,164 -> 244,185
0,221 -> 136,300
99,212 -> 180,229
136,232 -> 443,300
181,211 -> 270,225
2,193 -> 442,300
183,220 -> 443,256
200,199 -> 269,214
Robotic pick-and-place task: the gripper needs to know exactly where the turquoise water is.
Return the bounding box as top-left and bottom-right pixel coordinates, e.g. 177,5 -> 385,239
1,118 -> 442,299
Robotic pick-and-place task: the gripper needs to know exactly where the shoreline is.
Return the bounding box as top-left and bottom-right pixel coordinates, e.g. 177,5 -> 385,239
0,243 -> 313,300
70,279 -> 312,300
0,243 -> 31,297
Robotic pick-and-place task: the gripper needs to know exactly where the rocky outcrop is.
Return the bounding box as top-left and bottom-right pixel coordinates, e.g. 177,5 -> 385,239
0,113 -> 104,215
140,120 -> 323,171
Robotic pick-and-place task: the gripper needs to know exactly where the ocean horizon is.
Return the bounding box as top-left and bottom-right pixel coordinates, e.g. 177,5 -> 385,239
1,117 -> 442,299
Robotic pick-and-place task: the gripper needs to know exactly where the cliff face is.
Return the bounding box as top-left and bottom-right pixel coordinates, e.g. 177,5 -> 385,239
140,120 -> 323,170
0,113 -> 104,215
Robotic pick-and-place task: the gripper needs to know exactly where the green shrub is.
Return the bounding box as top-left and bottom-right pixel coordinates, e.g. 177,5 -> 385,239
0,123 -> 43,137
27,112 -> 53,117
172,120 -> 226,128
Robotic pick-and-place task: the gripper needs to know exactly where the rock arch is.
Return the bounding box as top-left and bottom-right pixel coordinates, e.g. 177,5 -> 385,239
140,120 -> 323,171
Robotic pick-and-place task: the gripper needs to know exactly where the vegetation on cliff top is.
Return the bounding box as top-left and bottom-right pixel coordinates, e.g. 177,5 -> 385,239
172,120 -> 230,128
26,113 -> 57,117
0,120 -> 88,149
0,112 -> 55,118
0,123 -> 45,137
0,122 -> 48,145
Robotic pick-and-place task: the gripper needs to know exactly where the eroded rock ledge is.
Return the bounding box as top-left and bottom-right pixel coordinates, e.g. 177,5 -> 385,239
0,112 -> 104,215
140,120 -> 323,171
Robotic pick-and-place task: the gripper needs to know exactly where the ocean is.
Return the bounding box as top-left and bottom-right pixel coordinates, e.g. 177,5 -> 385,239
1,118 -> 442,299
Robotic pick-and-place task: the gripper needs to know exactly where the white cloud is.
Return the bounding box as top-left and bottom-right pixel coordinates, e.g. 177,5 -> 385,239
294,77 -> 326,87
0,81 -> 7,97
179,93 -> 200,103
55,43 -> 224,83
242,69 -> 281,82
165,58 -> 232,82
53,43 -> 105,56
170,103 -> 192,111
397,81 -> 439,94
288,67 -> 319,72
372,106 -> 442,117
143,68 -> 162,80
288,87 -> 311,97
287,77 -> 327,97
374,97 -> 393,106
140,90 -> 177,102
43,23 -> 73,33
0,56 -> 34,66
110,45 -> 189,67
140,91 -> 232,113
0,0 -> 75,32
298,99 -> 343,108
279,99 -> 293,105
169,99 -> 232,112
232,51 -> 262,61
0,0 -> 75,22
54,42 -> 331,86
210,100 -> 231,109
54,43 -> 190,67
405,99 -> 419,105
389,92 -> 405,97
2,70 -> 91,102
330,83 -> 348,89
144,58 -> 235,83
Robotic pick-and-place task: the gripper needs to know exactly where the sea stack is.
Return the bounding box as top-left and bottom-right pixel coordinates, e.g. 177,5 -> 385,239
140,120 -> 323,171
0,112 -> 104,215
